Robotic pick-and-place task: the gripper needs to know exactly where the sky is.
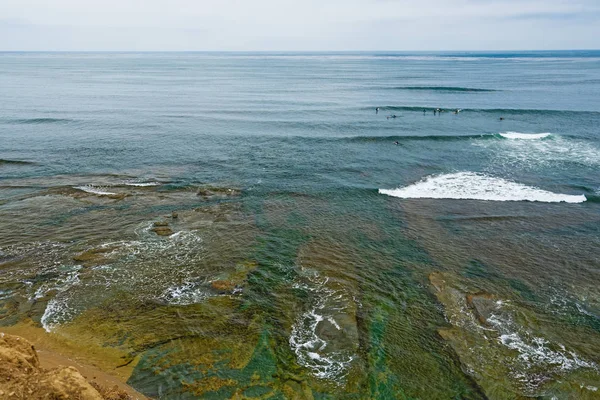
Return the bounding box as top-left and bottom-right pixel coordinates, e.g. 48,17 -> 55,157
0,0 -> 599,51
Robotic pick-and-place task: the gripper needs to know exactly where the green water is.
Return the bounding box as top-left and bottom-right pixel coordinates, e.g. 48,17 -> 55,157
1,52 -> 599,398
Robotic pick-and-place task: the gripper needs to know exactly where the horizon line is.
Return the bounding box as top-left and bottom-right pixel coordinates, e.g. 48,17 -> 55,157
1,49 -> 599,53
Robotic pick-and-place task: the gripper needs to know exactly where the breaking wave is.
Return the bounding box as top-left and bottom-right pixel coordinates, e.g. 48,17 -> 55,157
379,172 -> 586,203
499,132 -> 552,140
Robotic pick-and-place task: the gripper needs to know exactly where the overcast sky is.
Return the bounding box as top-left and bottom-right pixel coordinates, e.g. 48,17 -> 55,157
1,0 -> 599,51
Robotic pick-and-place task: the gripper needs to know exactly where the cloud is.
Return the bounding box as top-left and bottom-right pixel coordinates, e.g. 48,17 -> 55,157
0,0 -> 598,50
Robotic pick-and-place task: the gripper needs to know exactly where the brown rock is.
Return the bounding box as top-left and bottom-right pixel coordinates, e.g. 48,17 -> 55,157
210,280 -> 236,293
38,367 -> 104,400
0,333 -> 129,400
466,292 -> 497,326
152,227 -> 173,236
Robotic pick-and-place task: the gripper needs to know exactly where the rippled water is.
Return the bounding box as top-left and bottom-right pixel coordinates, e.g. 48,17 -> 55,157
1,52 -> 599,399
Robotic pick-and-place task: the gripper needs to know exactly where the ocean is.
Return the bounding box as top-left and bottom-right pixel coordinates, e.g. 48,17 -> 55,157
1,51 -> 599,399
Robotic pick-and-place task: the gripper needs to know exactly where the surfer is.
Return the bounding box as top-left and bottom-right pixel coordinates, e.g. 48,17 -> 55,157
499,117 -> 505,121
423,109 -> 427,115
376,107 -> 380,114
433,109 -> 437,115
394,141 -> 399,145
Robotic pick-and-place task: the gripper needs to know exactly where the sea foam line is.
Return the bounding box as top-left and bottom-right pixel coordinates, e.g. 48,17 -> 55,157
379,172 -> 586,203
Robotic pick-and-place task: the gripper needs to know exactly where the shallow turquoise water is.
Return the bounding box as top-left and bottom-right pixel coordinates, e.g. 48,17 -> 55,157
1,52 -> 599,399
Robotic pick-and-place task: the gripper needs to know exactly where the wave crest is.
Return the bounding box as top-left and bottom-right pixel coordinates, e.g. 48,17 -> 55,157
387,86 -> 497,92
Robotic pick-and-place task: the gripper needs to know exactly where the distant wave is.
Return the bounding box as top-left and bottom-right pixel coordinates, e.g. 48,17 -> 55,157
379,172 -> 586,203
370,106 -> 600,116
0,159 -> 34,165
8,118 -> 74,125
347,132 -> 552,143
348,134 -> 494,143
388,86 -> 497,93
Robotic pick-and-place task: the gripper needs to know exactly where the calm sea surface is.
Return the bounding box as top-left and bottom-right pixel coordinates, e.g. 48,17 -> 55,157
1,52 -> 599,399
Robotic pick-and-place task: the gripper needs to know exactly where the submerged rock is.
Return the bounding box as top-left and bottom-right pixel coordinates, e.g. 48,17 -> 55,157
73,247 -> 117,267
197,187 -> 241,199
429,271 -> 600,399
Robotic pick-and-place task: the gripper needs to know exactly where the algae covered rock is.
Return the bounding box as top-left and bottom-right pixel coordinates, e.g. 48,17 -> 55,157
151,221 -> 174,236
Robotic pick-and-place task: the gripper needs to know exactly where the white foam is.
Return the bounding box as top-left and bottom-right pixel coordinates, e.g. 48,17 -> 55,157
34,268 -> 81,300
379,172 -> 586,203
475,133 -> 600,169
497,332 -> 596,371
41,297 -> 74,333
123,181 -> 161,187
39,267 -> 81,332
161,281 -> 211,305
487,306 -> 597,373
581,385 -> 598,392
74,185 -> 117,196
500,132 -> 552,140
289,271 -> 356,382
289,308 -> 355,381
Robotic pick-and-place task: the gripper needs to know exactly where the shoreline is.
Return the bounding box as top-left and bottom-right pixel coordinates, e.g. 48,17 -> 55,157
0,321 -> 147,400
